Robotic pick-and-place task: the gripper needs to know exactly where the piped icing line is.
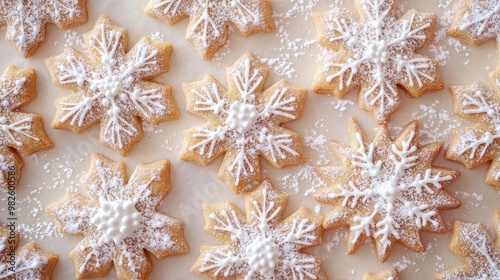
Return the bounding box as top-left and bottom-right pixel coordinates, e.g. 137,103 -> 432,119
192,179 -> 326,280
312,0 -> 443,124
180,52 -> 307,194
315,118 -> 460,262
46,153 -> 188,279
145,0 -> 275,59
0,66 -> 53,189
0,0 -> 88,58
447,73 -> 500,190
45,15 -> 179,156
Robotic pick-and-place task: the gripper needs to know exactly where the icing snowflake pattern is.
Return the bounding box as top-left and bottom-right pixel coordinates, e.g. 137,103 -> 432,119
0,66 -> 53,189
145,0 -> 274,59
0,0 -> 87,58
46,153 -> 188,279
436,211 -> 500,280
315,119 -> 460,262
447,76 -> 500,190
0,225 -> 58,280
45,15 -> 179,156
312,0 -> 442,123
449,0 -> 500,46
192,179 -> 326,280
180,52 -> 307,194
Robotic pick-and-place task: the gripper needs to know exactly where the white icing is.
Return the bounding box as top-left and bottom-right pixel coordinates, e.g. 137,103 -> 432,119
439,221 -> 500,280
0,0 -> 85,56
52,17 -> 175,153
455,90 -> 500,160
0,231 -> 50,279
187,57 -> 302,186
319,0 -> 437,122
199,184 -> 322,279
90,199 -> 141,245
0,76 -> 38,147
325,127 -> 454,253
458,0 -> 500,37
192,0 -> 220,47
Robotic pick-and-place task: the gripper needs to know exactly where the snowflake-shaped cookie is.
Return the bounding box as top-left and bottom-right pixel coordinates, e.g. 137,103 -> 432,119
0,66 -> 53,190
192,179 -> 325,280
145,0 -> 274,59
180,52 -> 306,194
363,267 -> 399,280
0,0 -> 88,58
312,0 -> 443,124
436,211 -> 500,280
0,225 -> 58,279
449,0 -> 500,46
45,15 -> 179,156
446,76 -> 500,190
315,118 -> 460,262
46,153 -> 188,279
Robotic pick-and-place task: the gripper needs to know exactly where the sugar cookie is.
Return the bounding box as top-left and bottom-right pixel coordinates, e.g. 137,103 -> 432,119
145,0 -> 274,59
0,225 -> 58,279
315,118 -> 460,262
0,0 -> 87,58
436,211 -> 500,280
180,52 -> 306,194
46,153 -> 188,279
45,15 -> 179,156
449,0 -> 500,47
447,74 -> 500,190
192,179 -> 325,279
312,0 -> 443,124
0,66 -> 53,190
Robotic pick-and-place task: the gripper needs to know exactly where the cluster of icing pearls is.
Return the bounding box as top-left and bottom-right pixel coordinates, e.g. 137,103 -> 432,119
54,18 -> 171,150
329,127 -> 454,252
90,198 -> 141,245
0,76 -> 39,147
320,0 -> 437,120
0,0 -> 83,53
151,0 -> 264,48
458,0 -> 500,38
200,186 -> 321,279
188,57 -> 300,185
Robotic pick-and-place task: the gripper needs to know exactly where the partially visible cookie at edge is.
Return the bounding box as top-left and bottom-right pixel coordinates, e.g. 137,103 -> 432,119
0,225 -> 58,279
145,0 -> 274,59
0,0 -> 88,58
448,0 -> 500,47
436,210 -> 500,280
0,66 -> 53,190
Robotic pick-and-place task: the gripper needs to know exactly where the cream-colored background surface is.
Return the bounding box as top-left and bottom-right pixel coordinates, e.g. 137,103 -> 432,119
0,0 -> 498,279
